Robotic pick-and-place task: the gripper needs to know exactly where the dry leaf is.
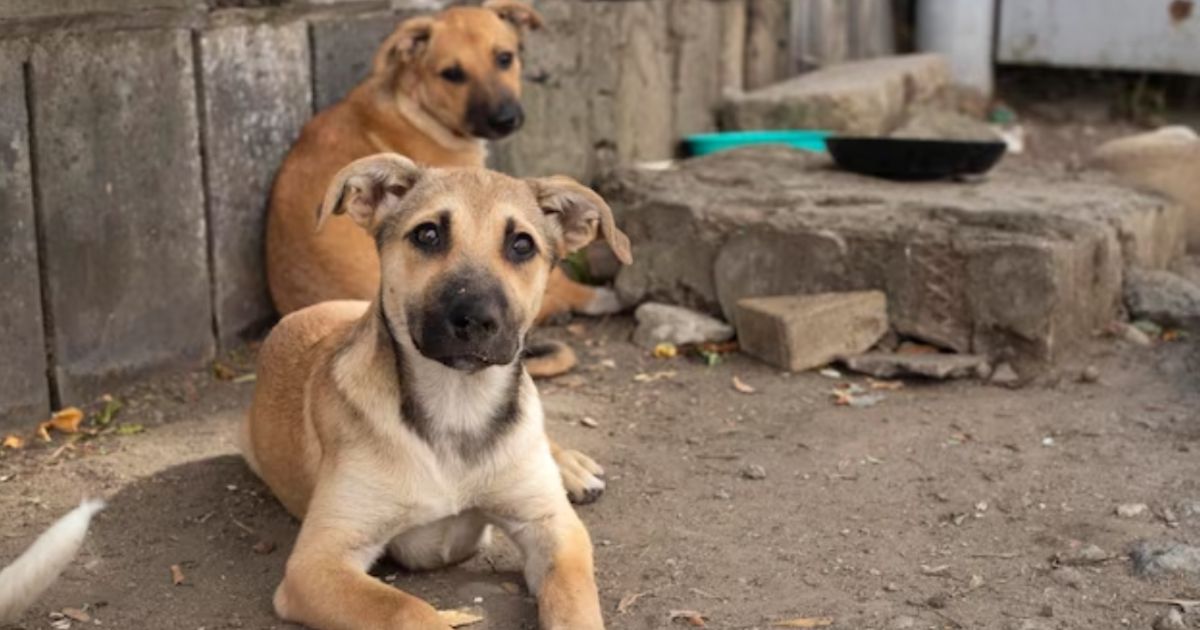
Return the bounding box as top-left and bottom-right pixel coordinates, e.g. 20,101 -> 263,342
731,376 -> 756,394
669,610 -> 707,627
633,370 -> 676,383
617,591 -> 649,614
580,416 -> 599,428
36,423 -> 51,442
61,608 -> 91,623
2,434 -> 25,450
653,342 -> 678,359
212,362 -> 236,380
232,373 -> 257,384
437,608 -> 484,627
771,617 -> 833,628
39,407 -> 85,440
170,564 -> 186,585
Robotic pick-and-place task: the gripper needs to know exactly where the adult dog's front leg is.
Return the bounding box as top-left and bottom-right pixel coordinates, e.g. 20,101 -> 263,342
505,508 -> 604,630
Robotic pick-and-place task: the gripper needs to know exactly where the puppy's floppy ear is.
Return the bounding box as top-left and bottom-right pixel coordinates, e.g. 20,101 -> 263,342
317,153 -> 423,233
372,15 -> 436,76
528,176 -> 632,264
483,0 -> 544,32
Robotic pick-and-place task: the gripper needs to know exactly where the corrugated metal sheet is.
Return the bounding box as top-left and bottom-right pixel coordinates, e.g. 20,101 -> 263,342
997,0 -> 1200,74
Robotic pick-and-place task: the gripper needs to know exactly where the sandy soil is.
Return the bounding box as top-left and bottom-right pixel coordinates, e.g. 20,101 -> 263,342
1,316 -> 1199,630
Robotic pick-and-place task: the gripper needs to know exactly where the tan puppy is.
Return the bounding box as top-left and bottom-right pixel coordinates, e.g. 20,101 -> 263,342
265,1 -> 621,360
242,154 -> 630,630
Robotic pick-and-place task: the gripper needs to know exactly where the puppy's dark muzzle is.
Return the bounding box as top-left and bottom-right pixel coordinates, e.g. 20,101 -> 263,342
412,278 -> 521,371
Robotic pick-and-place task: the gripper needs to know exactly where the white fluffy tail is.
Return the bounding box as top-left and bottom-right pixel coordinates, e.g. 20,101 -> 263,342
0,498 -> 105,623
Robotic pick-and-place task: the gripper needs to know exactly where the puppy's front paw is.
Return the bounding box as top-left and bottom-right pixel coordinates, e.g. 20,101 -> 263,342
554,448 -> 606,504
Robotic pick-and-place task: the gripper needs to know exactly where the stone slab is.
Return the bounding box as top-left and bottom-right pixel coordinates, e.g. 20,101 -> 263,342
310,11 -> 406,113
735,292 -> 888,372
743,0 -> 792,90
721,53 -> 950,135
669,0 -> 723,137
31,29 -> 213,404
842,352 -> 989,380
200,22 -> 311,347
608,147 -> 1185,368
0,48 -> 51,430
1124,268 -> 1200,330
0,0 -> 201,20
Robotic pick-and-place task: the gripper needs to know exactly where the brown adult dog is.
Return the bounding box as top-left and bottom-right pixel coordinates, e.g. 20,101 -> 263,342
265,0 -> 621,378
242,154 -> 630,630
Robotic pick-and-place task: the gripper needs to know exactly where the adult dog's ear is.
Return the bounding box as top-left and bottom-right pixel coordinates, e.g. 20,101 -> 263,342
317,153 -> 423,233
483,0 -> 544,32
372,15 -> 436,76
529,176 -> 632,264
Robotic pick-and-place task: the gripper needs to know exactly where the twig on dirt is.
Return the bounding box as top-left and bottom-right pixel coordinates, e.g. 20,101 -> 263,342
689,587 -> 722,601
968,552 -> 1019,559
230,516 -> 255,535
1145,598 -> 1200,609
929,608 -> 964,628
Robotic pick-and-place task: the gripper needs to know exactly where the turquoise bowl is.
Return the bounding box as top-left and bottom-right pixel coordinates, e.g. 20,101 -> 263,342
684,130 -> 831,156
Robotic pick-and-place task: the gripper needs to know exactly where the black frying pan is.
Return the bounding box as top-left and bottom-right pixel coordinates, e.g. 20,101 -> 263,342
825,136 -> 1007,181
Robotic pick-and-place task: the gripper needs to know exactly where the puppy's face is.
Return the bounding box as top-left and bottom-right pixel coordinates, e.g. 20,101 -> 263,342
373,1 -> 543,140
318,155 -> 632,372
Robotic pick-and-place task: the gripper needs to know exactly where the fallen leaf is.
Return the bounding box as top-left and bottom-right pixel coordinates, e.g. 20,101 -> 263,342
771,617 -> 834,628
698,350 -> 721,366
95,395 -> 121,426
170,564 -> 186,585
36,423 -> 51,442
580,416 -> 599,428
653,342 -> 678,359
617,591 -> 649,614
116,423 -> 145,436
61,608 -> 91,623
633,370 -> 676,383
731,376 -> 756,394
51,407 -> 84,432
232,373 -> 257,384
2,434 -> 25,450
212,362 -> 236,380
437,608 -> 484,627
669,610 -> 707,627
867,378 -> 903,391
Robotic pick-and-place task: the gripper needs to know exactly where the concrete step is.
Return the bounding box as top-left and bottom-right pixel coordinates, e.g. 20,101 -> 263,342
605,146 -> 1186,369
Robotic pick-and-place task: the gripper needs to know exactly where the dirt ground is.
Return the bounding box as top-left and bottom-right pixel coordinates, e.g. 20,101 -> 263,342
2,316 -> 1199,630
4,82 -> 1200,629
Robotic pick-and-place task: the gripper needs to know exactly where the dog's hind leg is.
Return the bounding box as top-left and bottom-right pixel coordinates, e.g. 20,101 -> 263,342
386,510 -> 491,571
535,267 -> 621,324
550,442 -> 605,505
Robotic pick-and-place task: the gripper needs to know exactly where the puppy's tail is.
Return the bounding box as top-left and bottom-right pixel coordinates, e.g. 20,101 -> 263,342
0,498 -> 105,623
523,341 -> 578,379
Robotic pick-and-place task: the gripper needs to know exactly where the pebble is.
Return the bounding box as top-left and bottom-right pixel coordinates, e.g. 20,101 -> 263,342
990,362 -> 1020,387
1079,365 -> 1101,383
1115,503 -> 1148,518
1120,323 -> 1153,347
739,464 -> 767,480
1055,543 -> 1109,566
1131,541 -> 1200,577
1153,608 -> 1186,630
1050,566 -> 1085,589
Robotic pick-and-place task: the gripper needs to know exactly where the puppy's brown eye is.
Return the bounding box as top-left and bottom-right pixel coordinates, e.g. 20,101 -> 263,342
496,51 -> 514,70
507,233 -> 536,262
411,223 -> 441,250
439,66 -> 467,84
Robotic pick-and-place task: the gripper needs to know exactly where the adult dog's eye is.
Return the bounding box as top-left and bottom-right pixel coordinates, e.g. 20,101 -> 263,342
496,51 -> 514,70
507,233 -> 537,262
439,66 -> 467,84
411,223 -> 441,249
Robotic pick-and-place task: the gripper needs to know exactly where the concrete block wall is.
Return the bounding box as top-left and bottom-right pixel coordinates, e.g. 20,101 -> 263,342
0,0 -> 788,430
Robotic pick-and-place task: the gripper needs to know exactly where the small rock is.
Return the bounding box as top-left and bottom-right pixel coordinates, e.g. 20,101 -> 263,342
1050,566 -> 1085,589
926,592 -> 950,609
631,302 -> 734,350
579,416 -> 599,428
1079,365 -> 1100,383
713,488 -> 732,500
1055,543 -> 1110,566
884,582 -> 900,592
990,362 -> 1020,387
1115,503 -> 1148,518
1131,541 -> 1200,577
1153,608 -> 1186,630
1118,322 -> 1153,347
841,351 -> 989,380
739,464 -> 767,480
1124,268 -> 1200,330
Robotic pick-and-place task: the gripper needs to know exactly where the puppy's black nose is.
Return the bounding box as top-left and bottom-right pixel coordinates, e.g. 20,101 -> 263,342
487,101 -> 524,135
448,300 -> 500,343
